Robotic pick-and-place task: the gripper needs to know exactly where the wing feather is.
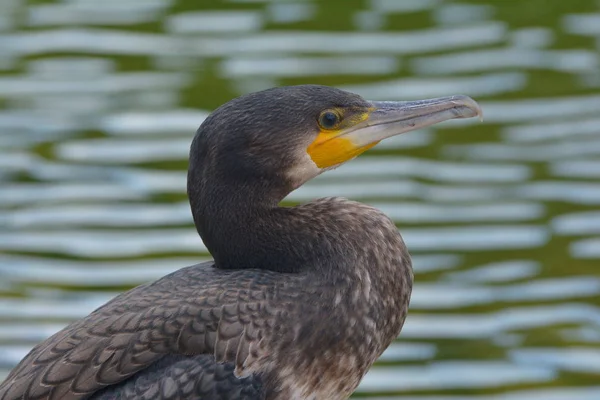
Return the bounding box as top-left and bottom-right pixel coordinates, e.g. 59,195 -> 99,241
0,263 -> 300,400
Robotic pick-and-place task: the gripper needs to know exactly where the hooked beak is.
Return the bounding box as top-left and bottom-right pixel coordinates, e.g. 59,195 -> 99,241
347,95 -> 482,147
306,95 -> 482,170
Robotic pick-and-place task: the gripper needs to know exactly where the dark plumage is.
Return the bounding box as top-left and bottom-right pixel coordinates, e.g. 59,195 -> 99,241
0,85 -> 481,400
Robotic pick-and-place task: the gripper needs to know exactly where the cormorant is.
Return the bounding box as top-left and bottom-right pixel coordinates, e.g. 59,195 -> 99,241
0,85 -> 481,400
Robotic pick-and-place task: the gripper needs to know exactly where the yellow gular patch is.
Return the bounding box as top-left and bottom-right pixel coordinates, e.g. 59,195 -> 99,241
307,131 -> 378,169
307,108 -> 374,169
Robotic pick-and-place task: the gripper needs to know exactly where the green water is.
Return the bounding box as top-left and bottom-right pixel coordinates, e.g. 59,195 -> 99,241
1,0 -> 600,398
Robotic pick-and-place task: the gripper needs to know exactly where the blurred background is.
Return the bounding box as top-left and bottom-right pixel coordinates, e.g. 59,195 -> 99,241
1,0 -> 600,398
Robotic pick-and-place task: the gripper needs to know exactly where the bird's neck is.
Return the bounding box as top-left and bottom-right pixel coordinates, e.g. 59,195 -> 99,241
188,172 -> 330,273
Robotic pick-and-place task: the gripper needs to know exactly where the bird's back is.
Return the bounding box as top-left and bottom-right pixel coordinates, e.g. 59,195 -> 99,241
0,262 -> 309,400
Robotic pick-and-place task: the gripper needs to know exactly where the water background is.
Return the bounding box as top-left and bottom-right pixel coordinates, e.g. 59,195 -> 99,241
1,0 -> 600,398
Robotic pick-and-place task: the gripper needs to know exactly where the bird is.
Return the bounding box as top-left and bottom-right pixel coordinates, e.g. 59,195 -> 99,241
0,85 -> 481,400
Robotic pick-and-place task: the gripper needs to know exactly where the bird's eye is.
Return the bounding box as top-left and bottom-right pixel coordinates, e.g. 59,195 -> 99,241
318,111 -> 341,129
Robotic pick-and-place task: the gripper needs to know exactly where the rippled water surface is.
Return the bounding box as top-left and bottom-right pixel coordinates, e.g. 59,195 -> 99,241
1,0 -> 600,398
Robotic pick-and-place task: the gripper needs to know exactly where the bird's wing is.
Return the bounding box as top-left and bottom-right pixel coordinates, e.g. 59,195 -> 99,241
90,354 -> 264,400
0,263 -> 295,400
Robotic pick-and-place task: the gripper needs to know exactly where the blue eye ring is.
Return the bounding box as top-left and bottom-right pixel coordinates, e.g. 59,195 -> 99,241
318,110 -> 341,129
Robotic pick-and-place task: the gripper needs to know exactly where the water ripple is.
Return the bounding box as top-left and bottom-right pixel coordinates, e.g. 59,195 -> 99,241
190,23 -> 507,56
359,361 -> 555,392
341,72 -> 526,99
412,48 -> 597,75
0,1 -> 597,397
510,347 -> 600,374
402,304 -> 600,339
443,260 -> 541,283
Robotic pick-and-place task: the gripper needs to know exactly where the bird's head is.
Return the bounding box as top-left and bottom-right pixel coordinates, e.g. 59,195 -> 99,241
190,84 -> 482,201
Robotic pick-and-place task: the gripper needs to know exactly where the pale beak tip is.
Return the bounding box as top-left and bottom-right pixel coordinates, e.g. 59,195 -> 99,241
451,94 -> 483,122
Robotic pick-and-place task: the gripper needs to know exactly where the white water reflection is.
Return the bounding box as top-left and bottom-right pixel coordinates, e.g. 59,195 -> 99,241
342,72 -> 526,99
371,0 -> 443,13
28,1 -> 171,27
28,57 -> 115,78
100,109 -> 209,135
374,202 -> 543,223
0,255 -> 204,287
222,56 -> 399,78
551,160 -> 600,178
377,343 -> 437,362
2,28 -> 182,57
191,23 -> 507,56
443,260 -> 540,283
516,181 -> 600,204
266,2 -> 316,24
0,70 -> 189,97
402,225 -> 548,251
359,362 -> 555,392
403,304 -> 600,339
553,211 -> 600,235
412,48 -> 598,75
0,296 -> 114,320
503,117 -> 600,142
56,138 -> 192,163
510,347 -> 600,374
0,229 -> 206,257
411,254 -> 463,273
293,180 -> 600,204
444,139 -> 600,161
570,237 -> 600,259
510,28 -> 554,48
0,110 -> 78,140
0,183 -> 145,205
166,11 -> 262,33
563,13 -> 600,36
433,3 -> 494,26
384,387 -> 600,400
0,202 -> 192,228
326,157 -> 531,182
411,277 -> 600,309
560,326 -> 600,343
374,129 -> 434,149
0,324 -> 71,344
0,346 -> 34,369
458,95 -> 600,124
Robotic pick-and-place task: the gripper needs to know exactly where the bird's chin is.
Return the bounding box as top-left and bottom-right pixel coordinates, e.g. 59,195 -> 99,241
286,154 -> 322,191
320,161 -> 347,173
